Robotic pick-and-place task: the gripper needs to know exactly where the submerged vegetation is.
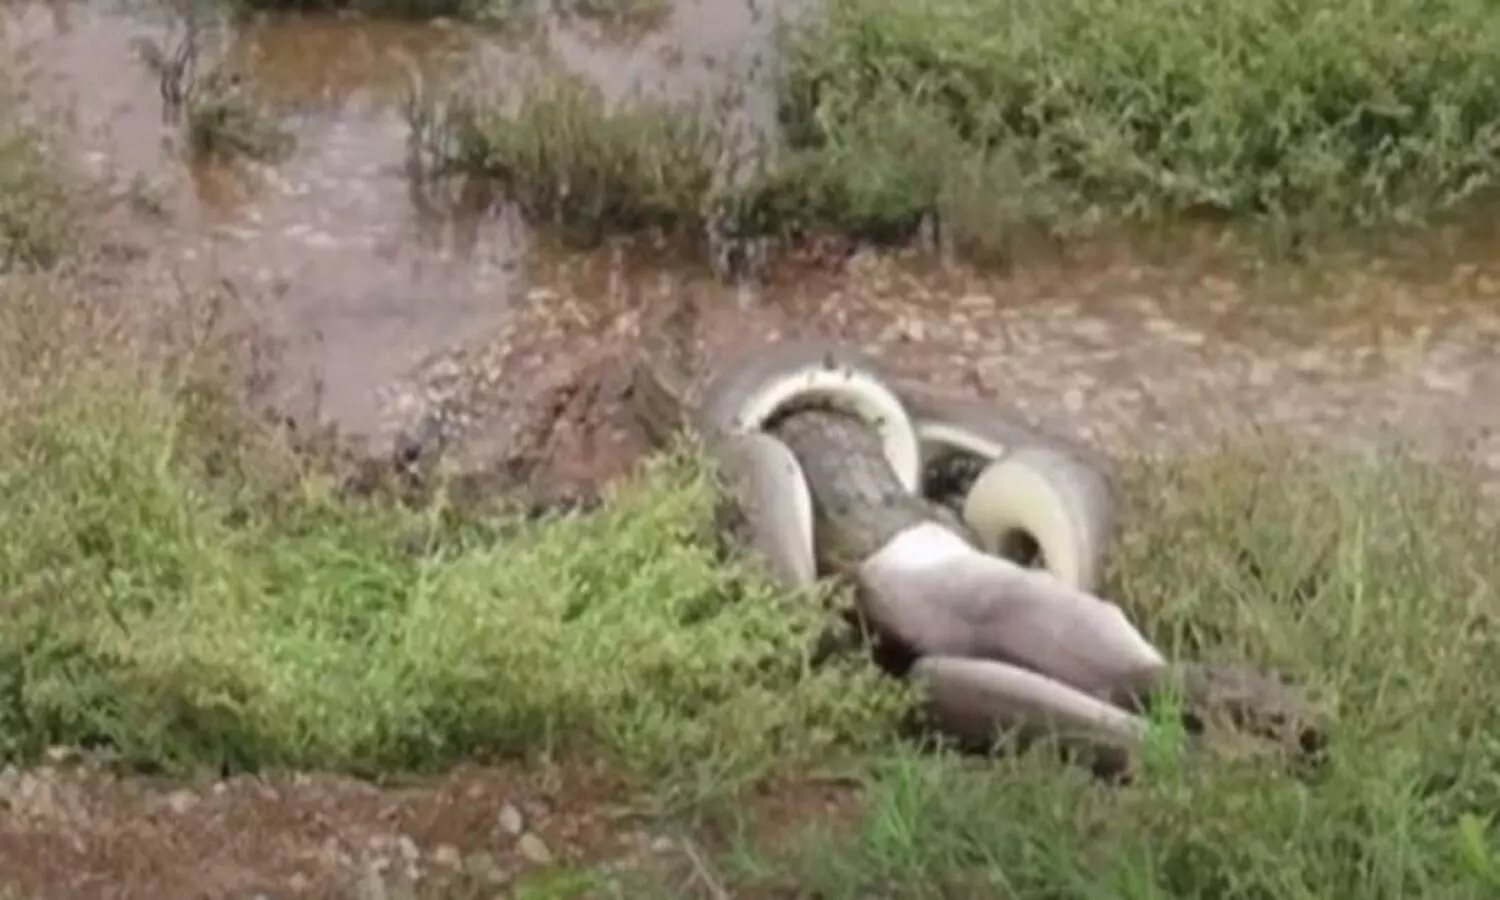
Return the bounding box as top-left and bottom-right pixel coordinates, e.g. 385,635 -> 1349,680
408,70 -> 1046,263
408,75 -> 730,247
133,16 -> 296,164
413,0 -> 1500,264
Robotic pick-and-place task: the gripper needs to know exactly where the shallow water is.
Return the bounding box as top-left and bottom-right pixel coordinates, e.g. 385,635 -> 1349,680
1,0 -> 806,438
5,0 -> 1500,494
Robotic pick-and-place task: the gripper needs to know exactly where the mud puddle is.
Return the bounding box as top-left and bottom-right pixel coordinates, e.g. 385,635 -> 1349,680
4,0 -> 1500,498
0,0 -> 795,458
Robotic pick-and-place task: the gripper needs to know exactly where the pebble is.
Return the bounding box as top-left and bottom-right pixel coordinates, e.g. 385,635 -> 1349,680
517,832 -> 554,865
353,863 -> 391,900
165,789 -> 200,814
43,746 -> 82,764
397,835 -> 420,862
463,850 -> 509,885
0,764 -> 20,799
497,802 -> 525,835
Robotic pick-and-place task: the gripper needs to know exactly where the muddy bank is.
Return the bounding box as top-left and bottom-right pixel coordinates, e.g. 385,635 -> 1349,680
5,0 -> 1500,502
6,8 -> 1500,900
0,0 -> 799,466
0,752 -> 705,898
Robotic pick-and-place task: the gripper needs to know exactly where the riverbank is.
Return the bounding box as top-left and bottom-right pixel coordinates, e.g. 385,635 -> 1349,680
4,1 -> 1500,896
419,0 -> 1500,267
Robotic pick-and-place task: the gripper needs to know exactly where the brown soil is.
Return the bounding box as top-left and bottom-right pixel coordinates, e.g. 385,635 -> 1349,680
6,0 -> 1500,896
0,753 -> 864,899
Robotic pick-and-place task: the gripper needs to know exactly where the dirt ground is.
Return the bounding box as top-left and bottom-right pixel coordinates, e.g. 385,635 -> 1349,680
0,750 -> 864,898
7,1 -> 1500,897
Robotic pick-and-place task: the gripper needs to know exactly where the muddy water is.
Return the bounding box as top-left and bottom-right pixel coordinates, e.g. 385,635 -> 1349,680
4,1 -> 519,435
0,0 -> 799,456
5,0 -> 1500,497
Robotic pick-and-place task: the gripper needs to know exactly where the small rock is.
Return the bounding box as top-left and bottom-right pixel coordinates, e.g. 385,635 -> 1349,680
397,835 -> 420,862
0,764 -> 20,799
1248,359 -> 1277,387
432,844 -> 461,868
165,789 -> 200,814
1419,367 -> 1472,394
517,833 -> 554,865
463,851 -> 509,885
44,746 -> 81,764
353,863 -> 391,900
649,835 -> 676,854
497,802 -> 525,836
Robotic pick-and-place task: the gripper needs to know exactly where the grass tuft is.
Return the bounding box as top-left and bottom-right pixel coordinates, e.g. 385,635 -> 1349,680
7,17 -> 1500,894
0,95 -> 76,272
415,0 -> 1500,265
781,0 -> 1500,241
410,74 -> 729,247
650,443 -> 1500,898
0,276 -> 905,779
132,23 -> 296,165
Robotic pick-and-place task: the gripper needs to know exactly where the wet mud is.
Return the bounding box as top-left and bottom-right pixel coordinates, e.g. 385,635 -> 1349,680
4,2 -> 1500,896
4,0 -> 1500,503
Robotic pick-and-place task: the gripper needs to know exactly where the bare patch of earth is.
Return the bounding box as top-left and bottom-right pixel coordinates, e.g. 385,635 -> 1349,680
406,241 -> 1500,505
7,0 -> 1500,896
13,0 -> 1500,495
0,752 -> 862,898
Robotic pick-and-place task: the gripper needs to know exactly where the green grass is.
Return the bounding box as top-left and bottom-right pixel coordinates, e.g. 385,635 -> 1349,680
182,67 -> 297,163
624,445 -> 1500,898
8,32 -> 1500,898
787,0 -> 1500,246
130,25 -> 297,165
0,79 -> 899,784
406,70 -> 1030,259
0,91 -> 76,272
415,0 -> 1500,264
409,74 -> 732,247
0,280 -> 906,778
10,265 -> 1500,896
